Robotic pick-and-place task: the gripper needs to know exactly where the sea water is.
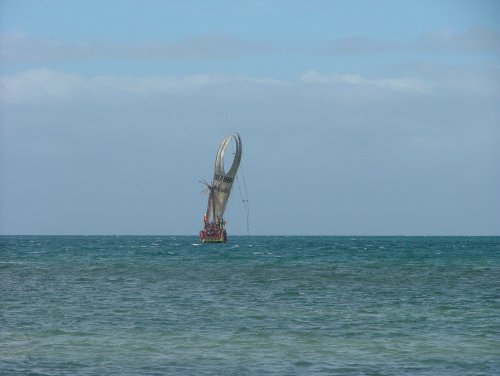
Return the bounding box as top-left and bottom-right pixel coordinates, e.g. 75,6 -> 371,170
1,236 -> 499,375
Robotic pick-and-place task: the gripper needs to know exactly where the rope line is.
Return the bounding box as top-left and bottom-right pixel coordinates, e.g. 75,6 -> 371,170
236,169 -> 250,235
230,138 -> 250,235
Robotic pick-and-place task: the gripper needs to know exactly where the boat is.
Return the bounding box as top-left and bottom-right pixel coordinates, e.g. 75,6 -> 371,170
199,133 -> 242,243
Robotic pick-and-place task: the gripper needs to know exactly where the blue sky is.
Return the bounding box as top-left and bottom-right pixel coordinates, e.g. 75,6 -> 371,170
1,0 -> 499,235
2,0 -> 499,77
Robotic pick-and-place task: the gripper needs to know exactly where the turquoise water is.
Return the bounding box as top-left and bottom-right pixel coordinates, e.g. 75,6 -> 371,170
1,236 -> 499,375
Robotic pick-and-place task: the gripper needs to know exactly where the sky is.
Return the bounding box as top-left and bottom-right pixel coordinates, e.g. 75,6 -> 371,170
1,0 -> 499,235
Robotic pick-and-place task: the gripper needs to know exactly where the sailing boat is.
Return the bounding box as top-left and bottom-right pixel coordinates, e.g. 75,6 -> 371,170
199,133 -> 242,243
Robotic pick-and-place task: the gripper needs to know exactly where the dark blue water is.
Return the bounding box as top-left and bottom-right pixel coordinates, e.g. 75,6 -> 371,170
1,236 -> 499,375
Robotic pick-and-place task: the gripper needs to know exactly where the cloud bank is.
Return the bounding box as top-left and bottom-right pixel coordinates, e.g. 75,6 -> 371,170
1,28 -> 499,63
3,65 -> 498,106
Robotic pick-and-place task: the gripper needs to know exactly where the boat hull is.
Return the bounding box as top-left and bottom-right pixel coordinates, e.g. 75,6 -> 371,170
200,236 -> 227,243
199,229 -> 227,243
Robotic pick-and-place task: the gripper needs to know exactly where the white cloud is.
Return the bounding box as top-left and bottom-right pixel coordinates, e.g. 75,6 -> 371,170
3,67 -> 499,108
0,69 -> 288,104
1,69 -> 84,103
0,33 -> 276,62
318,36 -> 398,54
300,70 -> 436,94
1,28 -> 498,63
417,28 -> 500,52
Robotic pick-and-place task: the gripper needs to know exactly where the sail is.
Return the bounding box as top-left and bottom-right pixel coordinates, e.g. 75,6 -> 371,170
207,133 -> 242,224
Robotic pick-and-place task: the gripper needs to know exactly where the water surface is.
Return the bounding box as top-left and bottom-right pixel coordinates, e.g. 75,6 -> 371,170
1,236 -> 499,375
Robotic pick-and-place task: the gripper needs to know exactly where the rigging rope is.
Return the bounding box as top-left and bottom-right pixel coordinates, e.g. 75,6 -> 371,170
236,168 -> 250,235
230,139 -> 250,235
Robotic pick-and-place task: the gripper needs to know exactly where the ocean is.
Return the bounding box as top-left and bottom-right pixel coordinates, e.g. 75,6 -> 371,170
1,236 -> 499,375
